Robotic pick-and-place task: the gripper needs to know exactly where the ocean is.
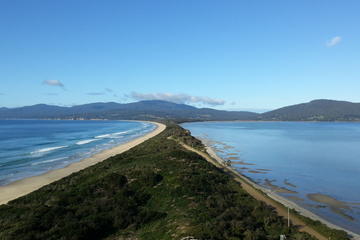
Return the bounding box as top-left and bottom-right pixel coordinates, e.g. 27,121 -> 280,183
0,120 -> 155,186
182,121 -> 360,234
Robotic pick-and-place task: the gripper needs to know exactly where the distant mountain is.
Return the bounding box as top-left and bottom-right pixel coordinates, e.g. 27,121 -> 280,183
260,99 -> 360,121
0,100 -> 259,121
0,104 -> 68,119
3,99 -> 360,121
0,103 -> 124,119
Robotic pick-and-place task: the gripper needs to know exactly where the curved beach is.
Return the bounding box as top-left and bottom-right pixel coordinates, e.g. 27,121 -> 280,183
0,121 -> 166,205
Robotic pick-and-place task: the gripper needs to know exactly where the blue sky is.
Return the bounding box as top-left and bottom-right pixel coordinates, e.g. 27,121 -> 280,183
1,0 -> 359,111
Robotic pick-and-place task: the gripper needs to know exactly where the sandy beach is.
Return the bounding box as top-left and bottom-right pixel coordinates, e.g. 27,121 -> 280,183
0,121 -> 166,205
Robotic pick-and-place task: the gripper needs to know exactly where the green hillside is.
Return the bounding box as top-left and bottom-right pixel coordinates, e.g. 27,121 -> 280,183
261,99 -> 360,121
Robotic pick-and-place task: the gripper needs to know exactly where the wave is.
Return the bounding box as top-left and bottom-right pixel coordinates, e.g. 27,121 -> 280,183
95,134 -> 112,139
112,130 -> 132,135
94,123 -> 154,140
76,139 -> 99,145
95,131 -> 131,139
141,123 -> 150,128
31,146 -> 67,155
31,157 -> 68,166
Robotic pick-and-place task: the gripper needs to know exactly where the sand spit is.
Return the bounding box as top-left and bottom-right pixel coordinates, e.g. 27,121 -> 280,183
226,153 -> 238,156
257,168 -> 271,171
248,170 -> 267,174
264,179 -> 297,194
231,160 -> 255,165
307,193 -> 356,221
287,196 -> 305,202
0,122 -> 166,205
284,179 -> 297,188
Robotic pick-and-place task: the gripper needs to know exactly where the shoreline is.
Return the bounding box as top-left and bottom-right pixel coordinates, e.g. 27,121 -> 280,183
204,144 -> 360,239
0,121 -> 166,205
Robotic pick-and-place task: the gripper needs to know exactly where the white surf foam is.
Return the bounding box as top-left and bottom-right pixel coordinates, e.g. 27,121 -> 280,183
31,146 -> 67,155
76,139 -> 99,145
95,131 -> 131,139
113,130 -> 132,135
95,134 -> 112,139
31,157 -> 68,166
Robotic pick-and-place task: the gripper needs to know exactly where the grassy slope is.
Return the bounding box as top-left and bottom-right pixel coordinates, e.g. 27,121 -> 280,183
0,124 -> 343,240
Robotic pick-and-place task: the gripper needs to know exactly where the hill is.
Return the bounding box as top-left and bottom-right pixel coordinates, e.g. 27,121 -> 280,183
0,100 -> 259,121
3,99 -> 360,122
260,99 -> 360,121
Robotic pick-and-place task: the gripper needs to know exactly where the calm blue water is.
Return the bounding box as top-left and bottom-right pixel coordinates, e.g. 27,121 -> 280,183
0,120 -> 155,186
182,121 -> 360,234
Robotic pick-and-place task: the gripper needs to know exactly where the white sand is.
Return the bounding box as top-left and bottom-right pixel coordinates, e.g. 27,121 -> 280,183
0,121 -> 166,205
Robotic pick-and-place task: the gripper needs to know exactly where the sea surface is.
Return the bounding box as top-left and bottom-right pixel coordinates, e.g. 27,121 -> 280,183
0,120 -> 155,186
182,121 -> 360,234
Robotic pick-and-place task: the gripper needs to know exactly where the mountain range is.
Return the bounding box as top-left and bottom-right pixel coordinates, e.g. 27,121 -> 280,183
0,100 -> 257,121
1,99 -> 360,121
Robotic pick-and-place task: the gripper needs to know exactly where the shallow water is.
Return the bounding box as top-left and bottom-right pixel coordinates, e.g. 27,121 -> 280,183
182,121 -> 360,234
0,120 -> 155,186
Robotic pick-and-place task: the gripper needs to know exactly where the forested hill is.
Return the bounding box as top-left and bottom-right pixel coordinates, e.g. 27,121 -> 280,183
2,99 -> 360,121
260,99 -> 360,121
0,100 -> 258,121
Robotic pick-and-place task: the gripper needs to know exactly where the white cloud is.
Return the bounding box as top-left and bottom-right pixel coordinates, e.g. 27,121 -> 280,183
326,36 -> 342,47
129,92 -> 225,106
43,80 -> 64,88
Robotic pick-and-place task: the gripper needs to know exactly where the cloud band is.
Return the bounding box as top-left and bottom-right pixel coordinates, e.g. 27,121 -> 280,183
129,92 -> 225,106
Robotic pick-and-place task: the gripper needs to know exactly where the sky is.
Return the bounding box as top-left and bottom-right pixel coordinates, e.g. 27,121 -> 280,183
0,0 -> 359,112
